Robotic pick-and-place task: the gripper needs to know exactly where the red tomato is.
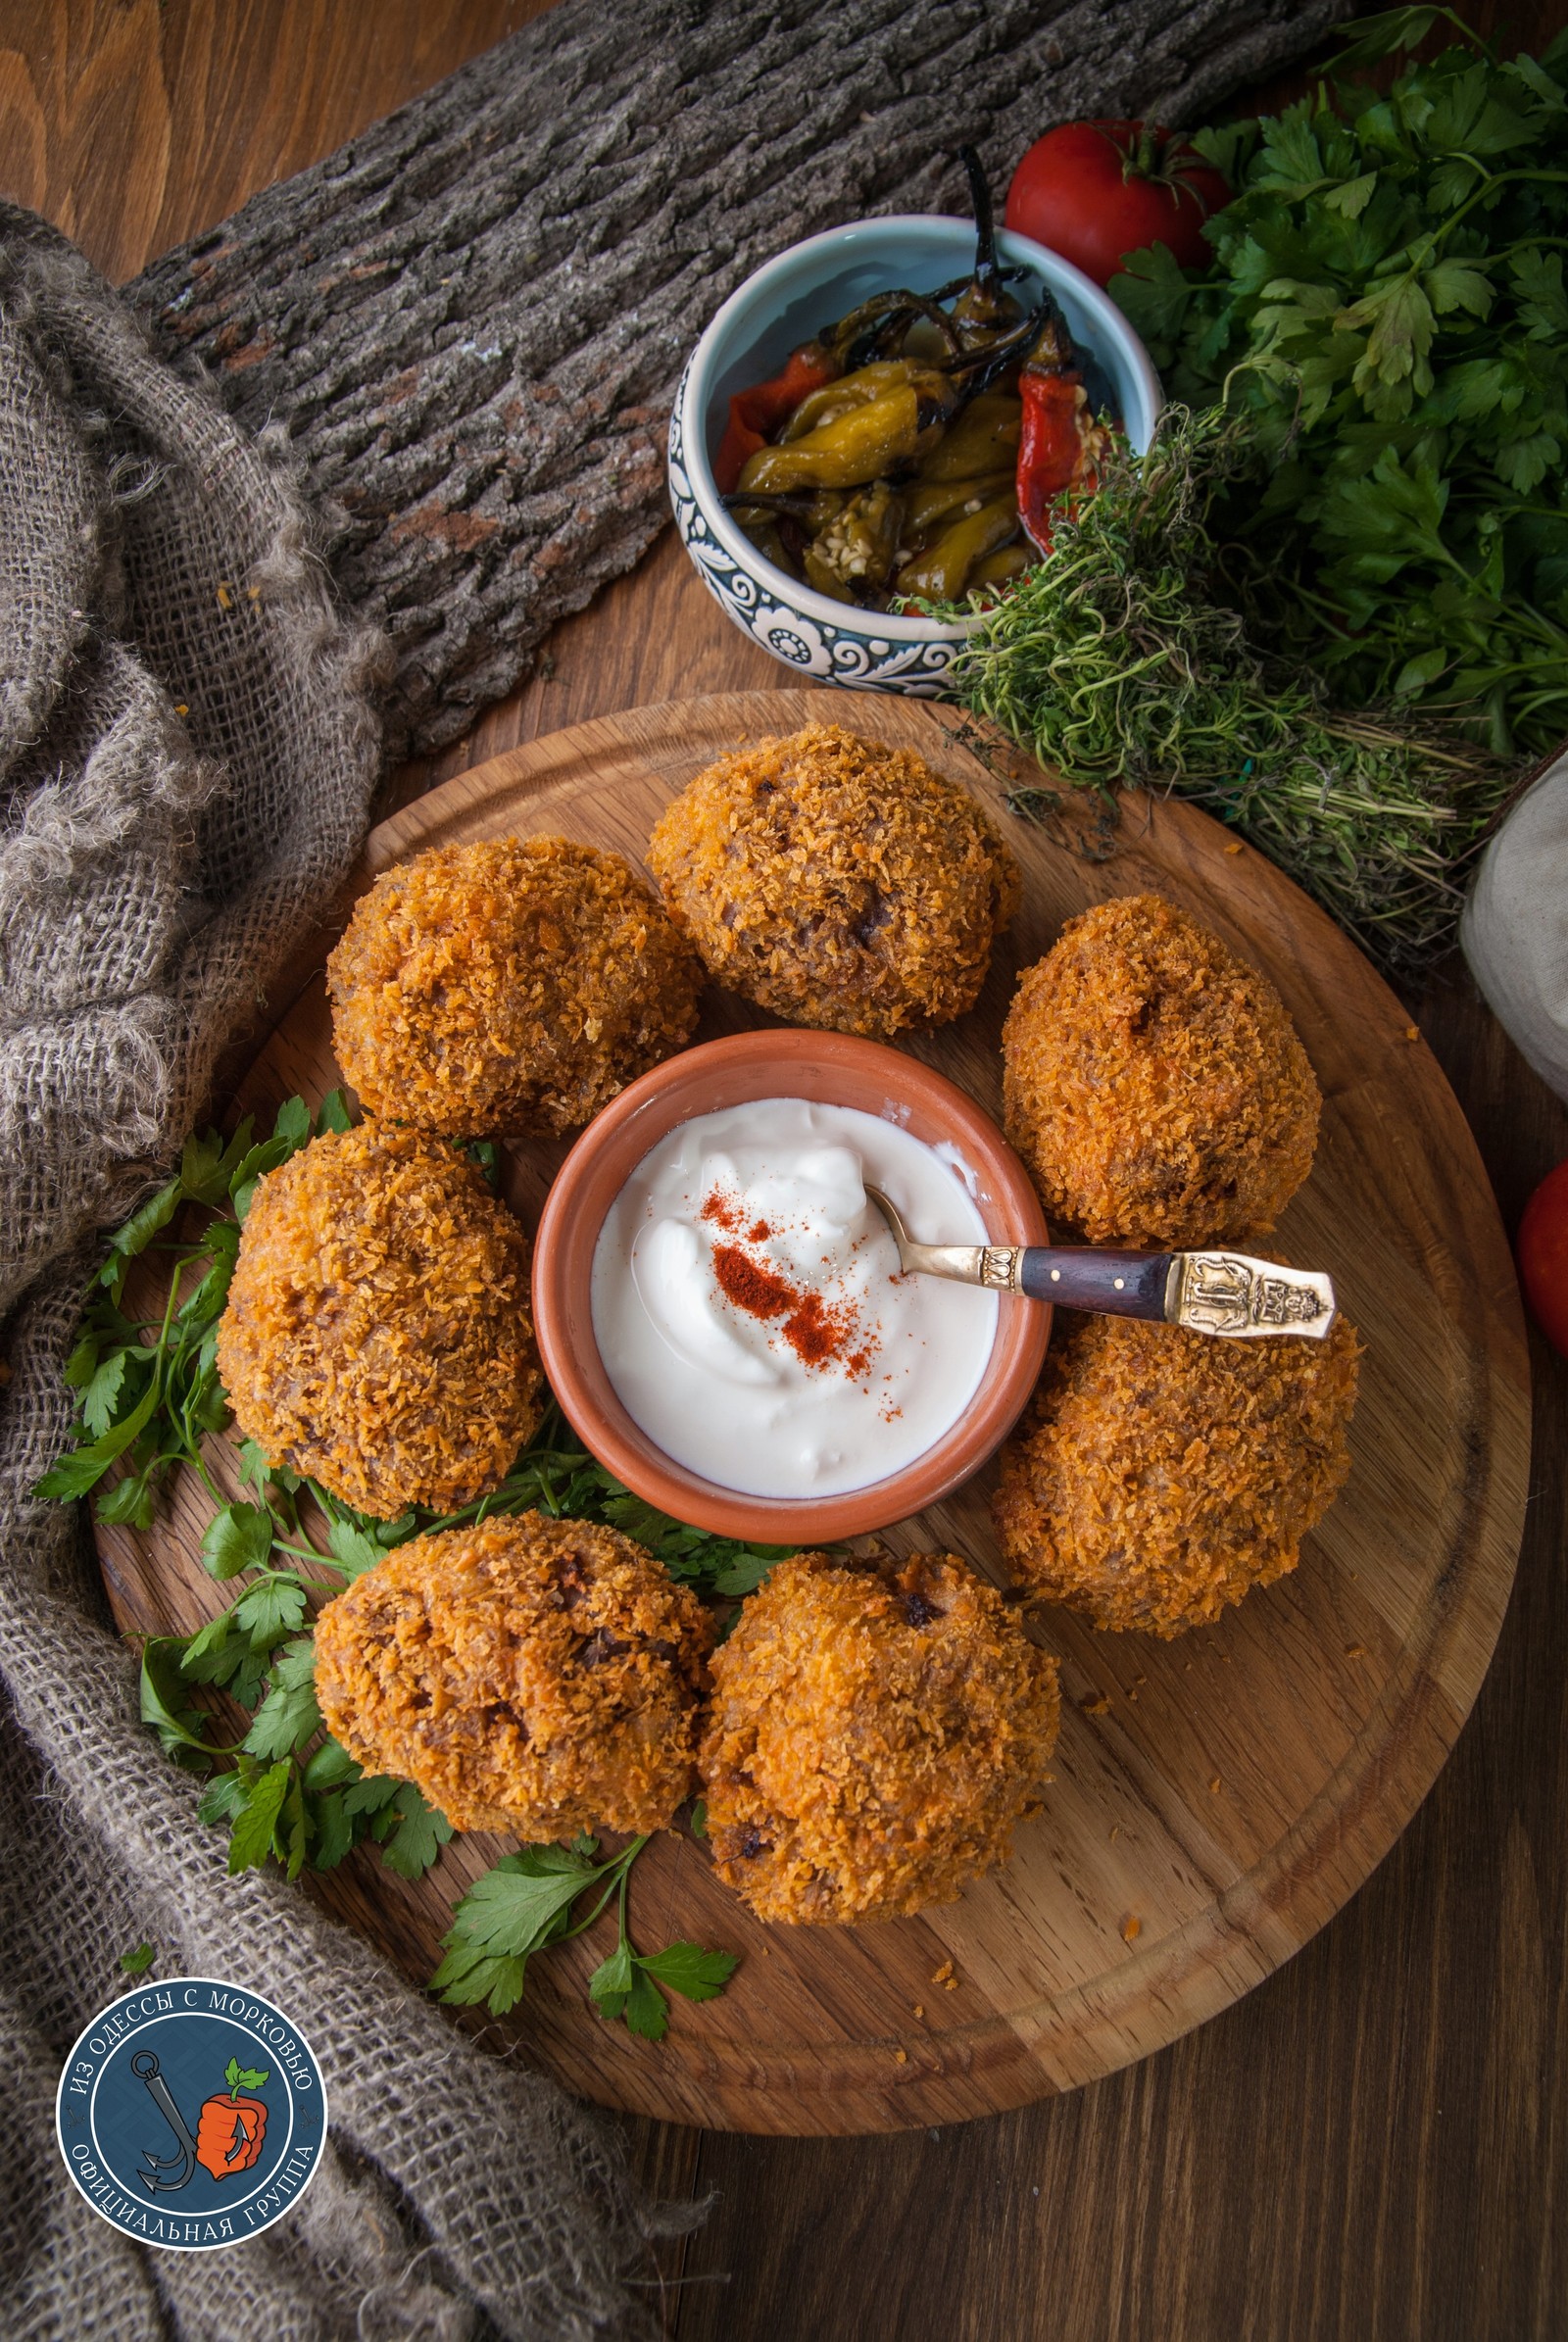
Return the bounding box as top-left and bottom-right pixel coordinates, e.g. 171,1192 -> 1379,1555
1519,1158 -> 1568,1357
1004,120 -> 1231,288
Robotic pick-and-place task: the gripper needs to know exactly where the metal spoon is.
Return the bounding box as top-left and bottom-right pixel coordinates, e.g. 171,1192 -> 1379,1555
862,1186 -> 1336,1341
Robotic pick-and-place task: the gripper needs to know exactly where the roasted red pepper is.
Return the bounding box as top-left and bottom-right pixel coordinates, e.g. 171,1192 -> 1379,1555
1015,317 -> 1112,555
713,342 -> 839,494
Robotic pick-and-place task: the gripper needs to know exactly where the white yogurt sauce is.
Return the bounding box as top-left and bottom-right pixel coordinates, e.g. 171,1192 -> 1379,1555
590,1097 -> 998,1499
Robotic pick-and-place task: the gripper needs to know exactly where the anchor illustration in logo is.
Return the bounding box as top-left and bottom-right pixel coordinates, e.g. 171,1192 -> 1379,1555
130,2051 -> 270,2192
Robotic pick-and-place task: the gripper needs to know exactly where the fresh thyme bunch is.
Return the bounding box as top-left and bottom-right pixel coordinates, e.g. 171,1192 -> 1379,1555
948,404 -> 1511,970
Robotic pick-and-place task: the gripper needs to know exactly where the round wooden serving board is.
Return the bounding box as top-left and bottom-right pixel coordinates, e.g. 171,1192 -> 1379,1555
96,691 -> 1531,2136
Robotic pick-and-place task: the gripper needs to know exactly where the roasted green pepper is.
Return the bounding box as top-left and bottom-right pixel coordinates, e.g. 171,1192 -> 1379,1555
969,541 -> 1032,589
897,494 -> 1019,601
780,361 -> 923,443
917,392 -> 1022,482
901,468 -> 1016,543
738,386 -> 929,494
714,340 -> 840,493
949,146 -> 1025,342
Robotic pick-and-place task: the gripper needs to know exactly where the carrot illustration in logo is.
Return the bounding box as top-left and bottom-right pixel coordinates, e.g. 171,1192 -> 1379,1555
194,2057 -> 270,2179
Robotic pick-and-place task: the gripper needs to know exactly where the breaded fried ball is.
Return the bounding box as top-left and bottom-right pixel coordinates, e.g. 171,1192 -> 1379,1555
315,1514 -> 712,1838
994,1308 -> 1361,1636
327,835 -> 703,1137
699,1550 -> 1059,1925
1004,894 -> 1321,1247
217,1124 -> 542,1520
646,723 -> 1020,1038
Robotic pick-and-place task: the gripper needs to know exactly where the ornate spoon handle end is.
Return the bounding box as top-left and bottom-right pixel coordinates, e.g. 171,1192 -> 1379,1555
1167,1252 -> 1337,1339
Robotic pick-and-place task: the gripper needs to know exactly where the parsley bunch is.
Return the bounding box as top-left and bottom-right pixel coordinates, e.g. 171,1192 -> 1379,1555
37,1093 -> 343,1527
1112,7 -> 1568,756
40,1098 -> 756,2041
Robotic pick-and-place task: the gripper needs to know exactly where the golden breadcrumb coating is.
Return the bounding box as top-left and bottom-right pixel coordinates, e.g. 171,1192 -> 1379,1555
1003,894 -> 1321,1247
699,1550 -> 1059,1925
994,1308 -> 1361,1637
327,834 -> 704,1137
217,1124 -> 542,1520
646,723 -> 1021,1038
315,1514 -> 712,1838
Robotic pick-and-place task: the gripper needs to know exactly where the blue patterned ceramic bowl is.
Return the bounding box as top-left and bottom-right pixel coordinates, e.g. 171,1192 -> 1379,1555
668,216 -> 1162,695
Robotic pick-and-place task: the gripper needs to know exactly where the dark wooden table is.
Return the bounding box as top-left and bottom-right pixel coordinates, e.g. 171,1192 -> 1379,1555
8,3 -> 1567,2333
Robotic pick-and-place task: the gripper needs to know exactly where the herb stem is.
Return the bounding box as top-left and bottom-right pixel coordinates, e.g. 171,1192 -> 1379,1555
1435,168 -> 1568,246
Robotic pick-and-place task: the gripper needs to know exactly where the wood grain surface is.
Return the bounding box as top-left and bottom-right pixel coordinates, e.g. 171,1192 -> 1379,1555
96,689 -> 1530,2141
9,0 -> 1568,2333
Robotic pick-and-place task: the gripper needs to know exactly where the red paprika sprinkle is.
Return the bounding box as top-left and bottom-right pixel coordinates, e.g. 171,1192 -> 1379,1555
710,1235 -> 878,1372
781,1291 -> 841,1366
712,1243 -> 795,1320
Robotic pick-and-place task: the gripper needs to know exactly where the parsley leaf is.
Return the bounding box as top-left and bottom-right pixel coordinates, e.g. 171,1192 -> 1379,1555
302,1737 -> 360,1792
376,1783 -> 454,1880
341,1773 -> 403,1818
443,1845 -> 599,1954
587,1937 -> 635,2016
200,1500 -> 274,1582
81,1350 -> 131,1439
637,1942 -> 740,2001
306,1789 -> 356,1871
242,1636 -> 321,1760
140,1639 -> 232,1769
315,1090 -> 354,1137
226,1760 -> 291,1874
233,1573 -> 309,1650
323,1516 -> 385,1578
623,1968 -> 670,2042
198,1770 -> 250,1828
35,1378 -> 161,1499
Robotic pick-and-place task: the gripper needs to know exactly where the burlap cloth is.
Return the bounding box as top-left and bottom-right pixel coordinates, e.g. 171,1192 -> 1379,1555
0,3 -> 1353,2334
0,213 -> 661,2342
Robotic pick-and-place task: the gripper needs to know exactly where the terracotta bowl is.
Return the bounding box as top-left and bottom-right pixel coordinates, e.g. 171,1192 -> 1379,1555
531,1029 -> 1051,1543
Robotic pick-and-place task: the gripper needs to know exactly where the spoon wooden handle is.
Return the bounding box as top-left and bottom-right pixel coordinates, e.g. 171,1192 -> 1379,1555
1016,1247 -> 1173,1319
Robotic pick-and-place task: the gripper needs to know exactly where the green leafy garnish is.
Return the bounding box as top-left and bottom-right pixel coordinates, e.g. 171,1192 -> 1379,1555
226,1760 -> 292,1875
33,1096 -> 333,1523
200,1500 -> 274,1581
437,1836 -> 738,2037
42,1098 -> 769,2045
241,1636 -> 321,1761
120,1942 -> 156,1976
374,1783 -> 455,1881
1107,18 -> 1568,765
944,19 -> 1568,969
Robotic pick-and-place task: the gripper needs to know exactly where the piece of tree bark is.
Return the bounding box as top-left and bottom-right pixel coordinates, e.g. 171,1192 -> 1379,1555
126,0 -> 1348,763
